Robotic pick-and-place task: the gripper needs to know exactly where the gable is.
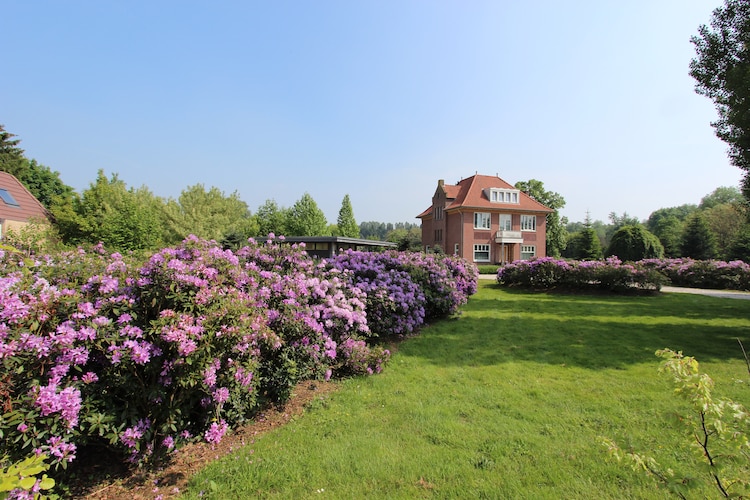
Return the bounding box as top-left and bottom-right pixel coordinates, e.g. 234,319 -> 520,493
0,172 -> 50,223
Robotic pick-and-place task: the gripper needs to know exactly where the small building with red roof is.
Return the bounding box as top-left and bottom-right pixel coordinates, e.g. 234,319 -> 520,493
0,171 -> 50,240
417,174 -> 553,264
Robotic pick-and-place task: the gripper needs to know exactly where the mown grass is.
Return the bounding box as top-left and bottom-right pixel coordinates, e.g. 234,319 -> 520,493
184,283 -> 750,499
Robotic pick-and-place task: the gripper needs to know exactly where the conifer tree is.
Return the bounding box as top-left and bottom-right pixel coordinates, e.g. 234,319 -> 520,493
336,194 -> 359,238
681,213 -> 718,260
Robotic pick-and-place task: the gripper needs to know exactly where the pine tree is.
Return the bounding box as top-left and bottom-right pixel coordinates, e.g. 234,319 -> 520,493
336,194 -> 359,238
579,212 -> 603,260
681,213 -> 718,259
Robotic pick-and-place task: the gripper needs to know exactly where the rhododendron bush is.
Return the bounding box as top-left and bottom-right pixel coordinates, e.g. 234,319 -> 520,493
497,257 -> 667,292
0,236 -> 477,494
498,256 -> 750,292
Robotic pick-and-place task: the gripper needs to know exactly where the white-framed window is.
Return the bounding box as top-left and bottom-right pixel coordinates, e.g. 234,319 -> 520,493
474,212 -> 491,230
521,245 -> 536,260
473,244 -> 490,262
489,188 -> 520,204
454,243 -> 459,256
520,215 -> 536,231
425,245 -> 430,253
499,214 -> 512,231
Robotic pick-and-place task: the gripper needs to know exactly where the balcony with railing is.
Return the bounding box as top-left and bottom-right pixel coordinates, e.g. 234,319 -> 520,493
495,230 -> 523,244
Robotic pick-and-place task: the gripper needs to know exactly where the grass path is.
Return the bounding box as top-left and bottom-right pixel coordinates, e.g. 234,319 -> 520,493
184,283 -> 750,499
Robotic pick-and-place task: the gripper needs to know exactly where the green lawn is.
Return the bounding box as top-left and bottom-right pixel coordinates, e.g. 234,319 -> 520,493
184,283 -> 750,499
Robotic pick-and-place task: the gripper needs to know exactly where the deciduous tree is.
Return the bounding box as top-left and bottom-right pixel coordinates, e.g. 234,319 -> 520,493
515,179 -> 567,256
163,184 -> 257,244
53,170 -> 163,251
287,193 -> 328,236
691,0 -> 750,199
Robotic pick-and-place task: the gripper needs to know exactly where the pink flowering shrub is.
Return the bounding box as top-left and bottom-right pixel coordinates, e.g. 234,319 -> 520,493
639,258 -> 750,291
497,257 -> 666,292
0,237 -> 475,492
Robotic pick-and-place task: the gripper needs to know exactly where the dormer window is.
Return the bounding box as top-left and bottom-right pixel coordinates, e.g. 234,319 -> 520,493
488,188 -> 519,204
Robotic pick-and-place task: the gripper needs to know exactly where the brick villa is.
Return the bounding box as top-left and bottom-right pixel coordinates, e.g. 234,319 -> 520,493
417,174 -> 552,264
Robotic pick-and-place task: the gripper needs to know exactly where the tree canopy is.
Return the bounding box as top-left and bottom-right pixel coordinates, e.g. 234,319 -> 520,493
163,184 -> 257,244
605,225 -> 664,262
52,170 -> 163,251
691,0 -> 750,199
286,193 -> 329,236
515,179 -> 567,256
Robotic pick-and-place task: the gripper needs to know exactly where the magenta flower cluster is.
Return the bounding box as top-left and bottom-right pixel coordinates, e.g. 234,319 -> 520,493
0,236 -> 478,487
497,256 -> 667,292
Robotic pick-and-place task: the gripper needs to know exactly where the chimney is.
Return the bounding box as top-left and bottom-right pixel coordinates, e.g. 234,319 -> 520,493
438,179 -> 444,188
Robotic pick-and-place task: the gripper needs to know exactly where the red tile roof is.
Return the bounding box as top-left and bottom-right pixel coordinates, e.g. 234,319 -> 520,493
0,171 -> 50,223
417,174 -> 553,218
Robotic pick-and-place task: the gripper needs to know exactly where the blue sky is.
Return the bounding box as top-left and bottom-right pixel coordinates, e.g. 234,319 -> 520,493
1,0 -> 740,225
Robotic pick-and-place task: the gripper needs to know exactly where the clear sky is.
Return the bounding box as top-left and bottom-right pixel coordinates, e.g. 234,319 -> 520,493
1,0 -> 741,226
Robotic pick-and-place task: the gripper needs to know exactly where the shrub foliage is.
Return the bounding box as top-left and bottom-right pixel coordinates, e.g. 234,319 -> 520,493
0,237 -> 477,497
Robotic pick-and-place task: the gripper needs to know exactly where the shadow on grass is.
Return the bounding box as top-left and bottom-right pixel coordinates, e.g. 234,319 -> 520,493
400,285 -> 750,369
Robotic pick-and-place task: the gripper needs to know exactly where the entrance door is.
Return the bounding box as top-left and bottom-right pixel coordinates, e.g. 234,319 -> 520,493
499,244 -> 513,263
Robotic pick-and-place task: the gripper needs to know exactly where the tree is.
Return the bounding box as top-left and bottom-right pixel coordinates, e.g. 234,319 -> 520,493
0,124 -> 25,176
699,185 -> 744,209
386,227 -> 421,251
649,214 -> 684,258
578,213 -> 603,260
703,202 -> 744,258
256,199 -> 290,238
163,184 -> 258,244
605,225 -> 664,262
681,213 -> 719,259
727,222 -> 750,261
286,193 -> 328,236
53,170 -> 163,251
0,126 -> 74,209
336,194 -> 359,238
515,179 -> 567,256
690,0 -> 750,200
15,159 -> 74,209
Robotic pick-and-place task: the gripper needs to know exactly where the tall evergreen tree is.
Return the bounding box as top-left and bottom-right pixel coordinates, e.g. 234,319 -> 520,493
336,194 -> 359,238
287,193 -> 328,236
681,213 -> 719,260
0,124 -> 25,176
579,212 -> 603,260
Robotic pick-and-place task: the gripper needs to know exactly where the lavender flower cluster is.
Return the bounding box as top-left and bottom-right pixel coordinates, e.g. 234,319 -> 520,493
0,236 -> 478,492
328,249 -> 478,336
497,256 -> 667,292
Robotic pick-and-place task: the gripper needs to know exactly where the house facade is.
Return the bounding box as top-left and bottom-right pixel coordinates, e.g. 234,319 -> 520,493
0,171 -> 50,239
417,174 -> 553,264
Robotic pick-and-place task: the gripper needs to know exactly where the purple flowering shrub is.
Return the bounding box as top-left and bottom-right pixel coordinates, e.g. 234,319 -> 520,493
327,250 -> 426,336
497,257 -> 666,292
327,250 -> 478,335
1,236 -> 473,492
640,258 -> 750,291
